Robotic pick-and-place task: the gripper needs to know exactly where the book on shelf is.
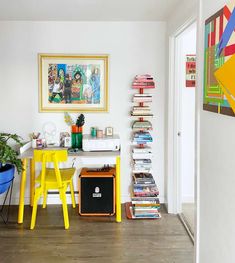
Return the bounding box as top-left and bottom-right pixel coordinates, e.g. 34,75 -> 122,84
134,93 -> 153,96
134,74 -> 154,80
133,106 -> 151,109
132,86 -> 155,89
134,159 -> 152,164
131,110 -> 152,115
133,93 -> 153,97
129,205 -> 161,219
133,162 -> 152,167
133,147 -> 152,153
133,98 -> 152,103
131,113 -> 153,117
133,164 -> 152,170
133,182 -> 156,187
134,208 -> 160,213
133,204 -> 160,209
132,108 -> 152,114
132,169 -> 152,174
131,196 -> 160,202
132,120 -> 152,129
132,160 -> 152,173
133,132 -> 153,144
132,172 -> 155,184
133,81 -> 155,85
133,185 -> 159,197
132,153 -> 153,159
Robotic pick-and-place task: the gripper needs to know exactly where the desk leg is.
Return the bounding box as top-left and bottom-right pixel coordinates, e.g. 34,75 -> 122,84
116,156 -> 121,222
30,159 -> 35,207
18,158 -> 27,224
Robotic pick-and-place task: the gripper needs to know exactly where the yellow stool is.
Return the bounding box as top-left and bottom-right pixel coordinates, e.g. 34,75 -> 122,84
30,149 -> 76,230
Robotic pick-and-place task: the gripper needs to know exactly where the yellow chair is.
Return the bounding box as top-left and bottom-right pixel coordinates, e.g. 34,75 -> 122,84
30,149 -> 76,230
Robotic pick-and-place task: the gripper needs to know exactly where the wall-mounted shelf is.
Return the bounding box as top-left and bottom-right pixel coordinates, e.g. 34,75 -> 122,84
125,74 -> 161,220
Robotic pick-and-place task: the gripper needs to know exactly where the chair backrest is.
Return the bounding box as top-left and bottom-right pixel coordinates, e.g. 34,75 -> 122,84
33,150 -> 68,188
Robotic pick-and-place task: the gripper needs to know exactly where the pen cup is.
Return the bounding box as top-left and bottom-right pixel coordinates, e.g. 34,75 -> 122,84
32,139 -> 37,149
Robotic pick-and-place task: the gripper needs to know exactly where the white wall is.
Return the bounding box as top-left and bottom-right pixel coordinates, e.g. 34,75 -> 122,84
0,21 -> 166,204
198,0 -> 235,262
177,23 -> 196,203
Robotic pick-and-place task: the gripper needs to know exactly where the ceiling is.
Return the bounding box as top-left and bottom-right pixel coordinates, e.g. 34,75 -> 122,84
0,0 -> 182,21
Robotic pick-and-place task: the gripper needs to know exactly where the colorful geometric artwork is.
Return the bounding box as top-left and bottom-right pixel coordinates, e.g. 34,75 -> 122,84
186,55 -> 196,88
204,1 -> 235,116
39,54 -> 109,112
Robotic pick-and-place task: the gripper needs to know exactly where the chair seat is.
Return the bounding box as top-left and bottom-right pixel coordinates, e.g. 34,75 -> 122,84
36,168 -> 76,184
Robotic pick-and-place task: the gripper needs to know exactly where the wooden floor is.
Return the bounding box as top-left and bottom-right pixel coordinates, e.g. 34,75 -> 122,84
0,205 -> 193,263
182,203 -> 195,236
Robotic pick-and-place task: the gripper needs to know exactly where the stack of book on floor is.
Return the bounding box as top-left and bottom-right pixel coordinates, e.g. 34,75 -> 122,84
130,173 -> 161,219
131,105 -> 153,116
133,132 -> 153,145
132,74 -> 155,89
133,94 -> 153,103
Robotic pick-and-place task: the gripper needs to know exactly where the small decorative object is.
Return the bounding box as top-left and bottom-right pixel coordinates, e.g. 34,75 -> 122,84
60,132 -> 71,147
105,127 -> 113,136
36,139 -> 43,149
39,54 -> 109,113
42,122 -> 57,146
64,112 -> 75,126
76,114 -> 85,128
96,130 -> 103,138
91,127 -> 97,137
64,137 -> 71,148
63,112 -> 85,149
29,132 -> 41,148
71,114 -> 85,149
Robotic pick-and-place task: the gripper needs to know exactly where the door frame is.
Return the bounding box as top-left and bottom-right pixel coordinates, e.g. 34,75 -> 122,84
166,16 -> 197,214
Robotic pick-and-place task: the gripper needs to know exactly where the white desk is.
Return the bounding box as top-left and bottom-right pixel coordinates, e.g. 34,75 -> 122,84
18,148 -> 121,223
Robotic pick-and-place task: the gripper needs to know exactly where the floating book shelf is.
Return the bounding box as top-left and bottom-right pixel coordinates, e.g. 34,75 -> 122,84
125,74 -> 161,220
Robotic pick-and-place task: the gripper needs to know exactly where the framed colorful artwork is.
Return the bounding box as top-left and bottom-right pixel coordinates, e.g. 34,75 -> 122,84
39,54 -> 109,112
186,55 -> 196,88
203,1 -> 235,117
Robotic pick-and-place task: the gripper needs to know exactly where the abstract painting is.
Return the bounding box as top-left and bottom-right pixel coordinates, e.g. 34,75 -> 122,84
39,54 -> 109,112
204,1 -> 235,116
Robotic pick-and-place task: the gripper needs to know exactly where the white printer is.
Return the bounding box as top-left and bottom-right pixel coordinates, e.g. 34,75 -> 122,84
82,134 -> 120,152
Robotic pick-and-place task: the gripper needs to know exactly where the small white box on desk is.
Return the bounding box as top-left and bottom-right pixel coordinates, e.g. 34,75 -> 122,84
82,134 -> 120,152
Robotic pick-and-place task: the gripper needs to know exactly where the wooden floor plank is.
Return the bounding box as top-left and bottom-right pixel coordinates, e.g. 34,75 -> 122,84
0,205 -> 193,263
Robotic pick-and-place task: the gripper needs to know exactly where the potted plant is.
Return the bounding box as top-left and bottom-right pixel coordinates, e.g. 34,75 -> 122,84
0,133 -> 23,194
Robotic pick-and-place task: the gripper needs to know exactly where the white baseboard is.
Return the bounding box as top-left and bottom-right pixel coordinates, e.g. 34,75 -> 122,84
182,196 -> 195,203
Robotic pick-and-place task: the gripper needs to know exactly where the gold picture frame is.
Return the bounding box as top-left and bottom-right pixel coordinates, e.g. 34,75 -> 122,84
39,54 -> 109,112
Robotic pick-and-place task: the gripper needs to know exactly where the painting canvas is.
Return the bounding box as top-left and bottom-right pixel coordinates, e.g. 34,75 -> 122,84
186,55 -> 196,88
204,1 -> 235,116
39,54 -> 109,112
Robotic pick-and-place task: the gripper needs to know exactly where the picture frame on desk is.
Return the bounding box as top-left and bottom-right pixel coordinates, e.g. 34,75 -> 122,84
39,54 -> 109,113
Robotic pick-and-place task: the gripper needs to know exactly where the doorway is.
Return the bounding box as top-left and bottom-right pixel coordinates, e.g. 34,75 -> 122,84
176,22 -> 197,238
167,19 -> 197,240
